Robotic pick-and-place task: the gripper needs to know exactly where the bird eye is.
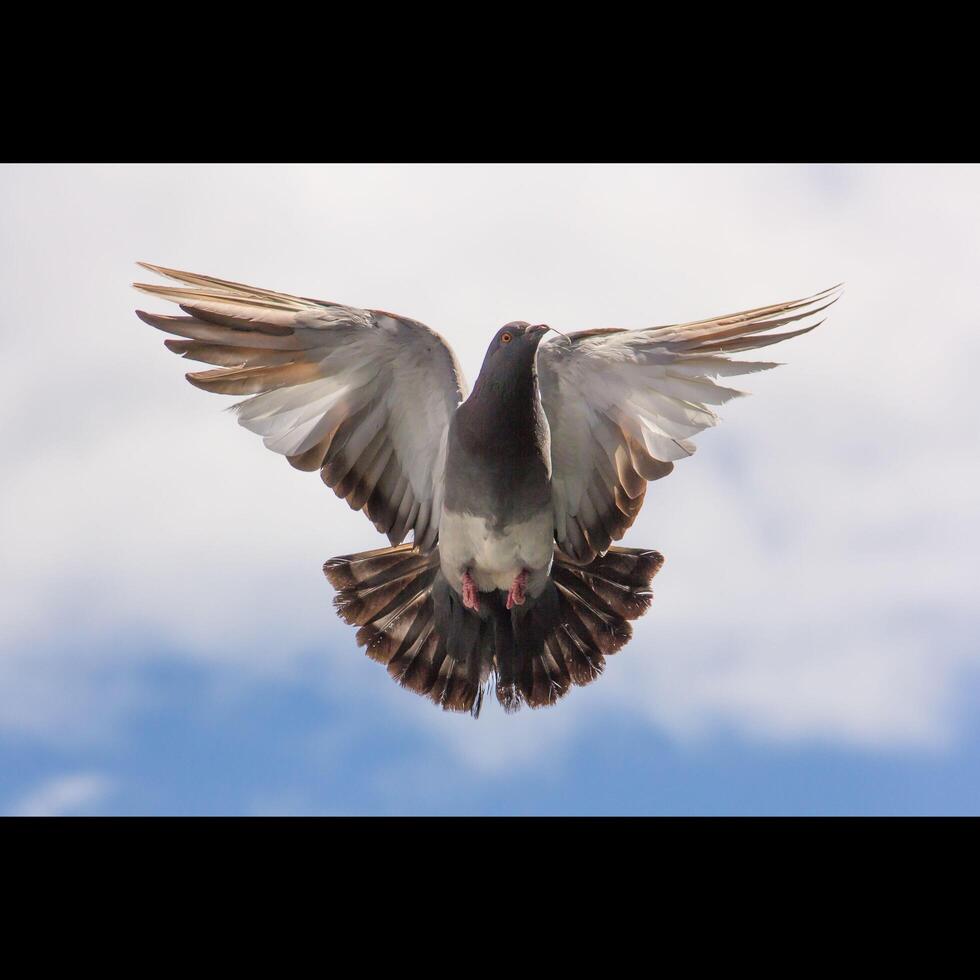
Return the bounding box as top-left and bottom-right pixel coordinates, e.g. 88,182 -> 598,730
500,332 -> 513,344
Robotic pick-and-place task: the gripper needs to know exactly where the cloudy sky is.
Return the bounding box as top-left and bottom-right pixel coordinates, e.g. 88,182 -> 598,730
2,163 -> 978,815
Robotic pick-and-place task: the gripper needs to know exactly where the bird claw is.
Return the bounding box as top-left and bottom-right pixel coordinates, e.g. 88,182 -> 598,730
462,570 -> 481,612
506,569 -> 528,610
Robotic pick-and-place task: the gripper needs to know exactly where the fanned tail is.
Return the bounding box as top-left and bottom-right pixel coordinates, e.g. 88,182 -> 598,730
509,547 -> 664,708
324,544 -> 664,716
324,544 -> 491,716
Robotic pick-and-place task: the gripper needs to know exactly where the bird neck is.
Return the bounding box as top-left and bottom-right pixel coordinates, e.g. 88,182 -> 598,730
457,359 -> 544,457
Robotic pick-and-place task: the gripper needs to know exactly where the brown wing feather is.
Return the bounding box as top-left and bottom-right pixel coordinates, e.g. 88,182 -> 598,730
539,285 -> 842,563
135,264 -> 466,551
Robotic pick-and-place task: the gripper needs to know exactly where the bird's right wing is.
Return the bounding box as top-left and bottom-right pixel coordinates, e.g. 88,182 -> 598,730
537,285 -> 842,564
134,263 -> 467,551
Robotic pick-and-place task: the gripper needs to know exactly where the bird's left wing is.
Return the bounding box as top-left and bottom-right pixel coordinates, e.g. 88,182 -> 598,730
134,263 -> 467,551
537,285 -> 842,564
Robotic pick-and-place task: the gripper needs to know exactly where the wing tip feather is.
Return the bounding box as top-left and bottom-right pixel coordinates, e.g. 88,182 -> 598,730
134,307 -> 163,326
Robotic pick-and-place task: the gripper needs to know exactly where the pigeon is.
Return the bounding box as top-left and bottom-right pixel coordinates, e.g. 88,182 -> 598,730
134,263 -> 841,716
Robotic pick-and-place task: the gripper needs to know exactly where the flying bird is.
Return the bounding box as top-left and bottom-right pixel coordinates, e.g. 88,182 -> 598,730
134,264 -> 841,716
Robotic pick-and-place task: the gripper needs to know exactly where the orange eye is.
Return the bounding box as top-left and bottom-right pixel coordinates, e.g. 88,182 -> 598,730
500,332 -> 513,344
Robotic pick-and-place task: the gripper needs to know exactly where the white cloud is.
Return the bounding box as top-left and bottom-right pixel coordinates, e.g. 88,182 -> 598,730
1,163 -> 979,762
7,772 -> 113,816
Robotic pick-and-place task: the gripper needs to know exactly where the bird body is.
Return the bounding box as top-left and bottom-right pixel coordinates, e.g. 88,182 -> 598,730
440,322 -> 554,603
134,263 -> 841,716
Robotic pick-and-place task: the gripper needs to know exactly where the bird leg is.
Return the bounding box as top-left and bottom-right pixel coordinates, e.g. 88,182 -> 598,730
506,568 -> 529,610
462,569 -> 481,612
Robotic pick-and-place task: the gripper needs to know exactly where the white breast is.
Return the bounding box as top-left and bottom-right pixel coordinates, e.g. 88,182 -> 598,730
439,508 -> 555,593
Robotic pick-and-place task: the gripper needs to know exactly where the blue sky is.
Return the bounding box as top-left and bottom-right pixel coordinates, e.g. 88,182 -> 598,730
2,164 -> 978,815
5,648 -> 980,815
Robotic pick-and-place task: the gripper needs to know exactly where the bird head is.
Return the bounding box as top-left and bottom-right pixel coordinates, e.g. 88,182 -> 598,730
486,320 -> 549,362
470,322 -> 548,393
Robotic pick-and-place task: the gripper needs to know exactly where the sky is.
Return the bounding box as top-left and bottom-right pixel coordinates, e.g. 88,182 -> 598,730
1,163 -> 978,815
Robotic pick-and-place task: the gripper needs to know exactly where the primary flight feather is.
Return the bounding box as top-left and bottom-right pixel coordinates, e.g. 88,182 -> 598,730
134,263 -> 841,716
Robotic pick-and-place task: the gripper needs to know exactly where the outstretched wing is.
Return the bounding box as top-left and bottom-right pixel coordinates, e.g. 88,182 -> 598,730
134,263 -> 467,551
538,284 -> 842,564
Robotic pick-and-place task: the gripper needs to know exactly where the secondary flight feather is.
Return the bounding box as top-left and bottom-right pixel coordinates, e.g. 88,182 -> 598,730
134,263 -> 841,715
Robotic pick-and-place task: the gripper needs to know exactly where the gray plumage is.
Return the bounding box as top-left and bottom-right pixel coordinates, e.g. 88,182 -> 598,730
134,264 -> 841,715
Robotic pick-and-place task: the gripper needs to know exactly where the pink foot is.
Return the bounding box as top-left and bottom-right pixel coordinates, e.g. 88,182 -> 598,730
462,570 -> 481,612
506,569 -> 528,610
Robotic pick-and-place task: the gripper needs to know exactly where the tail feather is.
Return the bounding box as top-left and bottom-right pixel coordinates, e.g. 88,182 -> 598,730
570,550 -> 662,615
398,632 -> 441,696
324,543 -> 434,591
492,610 -> 520,712
324,543 -> 664,715
553,621 -> 604,687
511,583 -> 570,707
